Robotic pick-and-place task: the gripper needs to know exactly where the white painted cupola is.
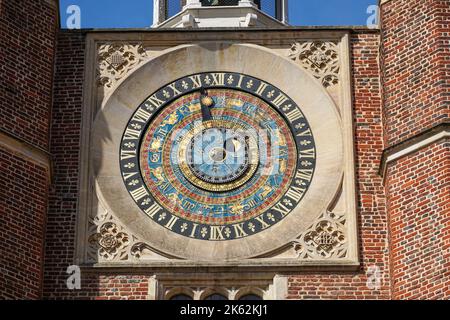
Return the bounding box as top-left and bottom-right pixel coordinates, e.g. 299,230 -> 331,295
152,0 -> 289,28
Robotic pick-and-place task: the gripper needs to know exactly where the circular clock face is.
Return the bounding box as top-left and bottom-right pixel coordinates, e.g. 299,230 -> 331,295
120,72 -> 316,241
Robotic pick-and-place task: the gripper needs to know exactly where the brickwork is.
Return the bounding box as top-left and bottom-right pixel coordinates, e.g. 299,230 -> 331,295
0,147 -> 49,299
43,31 -> 86,298
41,32 -> 152,301
43,32 -> 179,300
385,141 -> 449,299
380,0 -> 450,300
0,0 -> 57,299
0,0 -> 58,150
380,0 -> 450,147
287,33 -> 390,299
79,275 -> 150,300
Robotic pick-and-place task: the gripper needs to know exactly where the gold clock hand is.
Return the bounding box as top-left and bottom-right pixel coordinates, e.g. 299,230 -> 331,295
200,87 -> 213,122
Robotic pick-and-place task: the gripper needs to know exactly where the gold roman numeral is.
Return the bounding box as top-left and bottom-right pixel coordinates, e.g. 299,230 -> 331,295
285,186 -> 306,203
130,186 -> 148,201
132,108 -> 151,123
256,82 -> 268,96
120,149 -> 136,160
295,169 -> 313,181
165,215 -> 179,230
146,94 -> 165,109
168,83 -> 181,96
272,202 -> 290,216
190,223 -> 199,238
299,148 -> 316,159
210,226 -> 225,240
211,73 -> 225,86
144,202 -> 162,218
296,128 -> 312,137
190,75 -> 202,89
233,223 -> 248,238
236,74 -> 244,88
123,128 -> 141,140
272,93 -> 289,108
255,215 -> 270,230
122,171 -> 138,181
286,108 -> 304,123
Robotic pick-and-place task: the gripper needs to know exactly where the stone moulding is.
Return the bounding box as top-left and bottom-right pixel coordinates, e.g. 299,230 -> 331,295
0,128 -> 52,179
147,273 -> 289,300
379,123 -> 450,182
76,31 -> 358,269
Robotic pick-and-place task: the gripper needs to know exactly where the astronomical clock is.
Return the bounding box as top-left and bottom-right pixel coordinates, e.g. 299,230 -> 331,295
79,40 -> 358,271
120,72 -> 315,242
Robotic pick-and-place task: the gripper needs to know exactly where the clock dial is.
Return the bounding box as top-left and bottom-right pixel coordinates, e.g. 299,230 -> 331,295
120,72 -> 316,241
180,120 -> 259,191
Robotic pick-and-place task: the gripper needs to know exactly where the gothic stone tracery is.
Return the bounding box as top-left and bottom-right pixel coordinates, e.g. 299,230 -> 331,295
97,43 -> 149,90
288,41 -> 340,88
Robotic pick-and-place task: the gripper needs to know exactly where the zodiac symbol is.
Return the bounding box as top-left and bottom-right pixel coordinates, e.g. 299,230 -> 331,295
150,153 -> 160,163
188,102 -> 201,113
150,138 -> 162,151
150,166 -> 165,182
162,112 -> 179,126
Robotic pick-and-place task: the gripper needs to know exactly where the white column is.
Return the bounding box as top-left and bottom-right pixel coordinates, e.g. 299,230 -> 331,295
281,0 -> 289,24
147,276 -> 159,300
239,0 -> 257,8
265,275 -> 288,300
152,0 -> 166,27
184,0 -> 202,9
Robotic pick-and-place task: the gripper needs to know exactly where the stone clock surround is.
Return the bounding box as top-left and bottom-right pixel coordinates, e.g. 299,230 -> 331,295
77,32 -> 358,270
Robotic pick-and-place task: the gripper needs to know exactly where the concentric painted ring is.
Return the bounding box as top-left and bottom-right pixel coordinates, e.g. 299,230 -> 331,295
140,89 -> 296,225
119,71 -> 317,241
178,120 -> 259,192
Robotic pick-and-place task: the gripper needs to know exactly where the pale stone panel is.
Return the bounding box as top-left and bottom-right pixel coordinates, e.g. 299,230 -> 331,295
76,31 -> 358,270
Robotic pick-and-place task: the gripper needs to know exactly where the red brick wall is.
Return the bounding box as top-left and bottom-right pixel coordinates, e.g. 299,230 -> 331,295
0,147 -> 49,299
43,31 -> 86,298
0,0 -> 58,149
287,33 -> 390,299
80,275 -> 149,300
385,141 -> 449,299
0,0 -> 57,299
380,0 -> 450,147
380,0 -> 450,300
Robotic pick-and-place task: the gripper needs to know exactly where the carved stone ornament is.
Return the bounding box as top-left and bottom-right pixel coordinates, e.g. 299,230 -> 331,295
293,210 -> 347,259
88,222 -> 130,261
87,204 -> 171,263
288,41 -> 340,88
97,43 -> 149,90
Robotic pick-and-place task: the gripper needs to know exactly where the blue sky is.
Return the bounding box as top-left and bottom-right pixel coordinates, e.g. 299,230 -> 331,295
59,0 -> 378,29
